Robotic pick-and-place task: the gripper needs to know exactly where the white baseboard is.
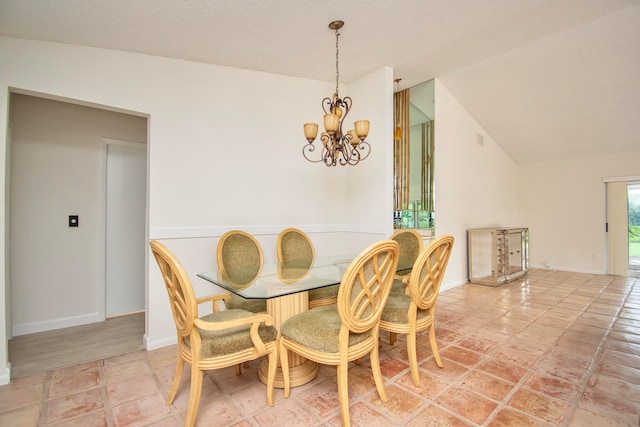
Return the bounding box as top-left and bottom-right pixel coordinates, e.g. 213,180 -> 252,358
12,312 -> 103,336
440,279 -> 467,292
530,264 -> 606,275
0,362 -> 10,385
146,335 -> 177,351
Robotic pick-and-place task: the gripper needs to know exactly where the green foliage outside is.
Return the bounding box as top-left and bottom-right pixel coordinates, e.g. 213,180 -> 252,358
630,187 -> 640,257
630,225 -> 640,257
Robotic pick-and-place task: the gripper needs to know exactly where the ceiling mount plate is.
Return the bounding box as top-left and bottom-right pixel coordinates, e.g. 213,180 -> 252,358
328,20 -> 344,31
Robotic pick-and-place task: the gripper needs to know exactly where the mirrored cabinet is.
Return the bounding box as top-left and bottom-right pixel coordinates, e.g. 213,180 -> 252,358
468,227 -> 530,286
393,79 -> 435,233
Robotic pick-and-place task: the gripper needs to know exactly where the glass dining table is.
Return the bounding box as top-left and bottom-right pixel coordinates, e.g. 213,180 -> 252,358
197,254 -> 357,388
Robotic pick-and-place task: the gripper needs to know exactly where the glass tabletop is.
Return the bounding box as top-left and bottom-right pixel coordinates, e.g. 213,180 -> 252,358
197,254 -> 357,300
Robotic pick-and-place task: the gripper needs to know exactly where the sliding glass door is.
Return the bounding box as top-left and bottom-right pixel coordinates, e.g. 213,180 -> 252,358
607,179 -> 640,276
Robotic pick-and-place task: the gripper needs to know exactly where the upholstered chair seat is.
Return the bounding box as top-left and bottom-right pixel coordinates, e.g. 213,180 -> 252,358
389,277 -> 408,295
380,296 -> 431,325
280,305 -> 370,353
186,309 -> 278,358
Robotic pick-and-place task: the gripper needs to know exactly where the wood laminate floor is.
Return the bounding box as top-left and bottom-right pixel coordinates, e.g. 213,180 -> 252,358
8,311 -> 145,379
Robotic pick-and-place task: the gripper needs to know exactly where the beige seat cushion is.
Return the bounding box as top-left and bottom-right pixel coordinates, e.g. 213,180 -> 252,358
186,309 -> 277,358
389,278 -> 407,295
225,293 -> 267,313
309,284 -> 339,302
280,305 -> 369,353
379,294 -> 431,324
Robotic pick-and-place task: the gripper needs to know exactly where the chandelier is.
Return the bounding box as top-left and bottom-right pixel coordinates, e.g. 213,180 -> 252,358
302,20 -> 371,167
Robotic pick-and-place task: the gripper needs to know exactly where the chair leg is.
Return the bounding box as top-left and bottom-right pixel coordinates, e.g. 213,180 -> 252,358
389,331 -> 397,345
407,331 -> 420,386
235,364 -> 242,376
369,343 -> 388,402
337,361 -> 351,427
429,322 -> 443,368
166,357 -> 185,405
266,346 -> 278,406
184,364 -> 203,427
280,340 -> 291,398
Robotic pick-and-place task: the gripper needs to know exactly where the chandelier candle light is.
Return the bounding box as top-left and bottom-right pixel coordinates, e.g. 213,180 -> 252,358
302,20 -> 371,166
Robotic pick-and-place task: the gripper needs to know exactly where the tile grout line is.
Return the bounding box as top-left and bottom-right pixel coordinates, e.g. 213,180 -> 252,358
558,274 -> 637,426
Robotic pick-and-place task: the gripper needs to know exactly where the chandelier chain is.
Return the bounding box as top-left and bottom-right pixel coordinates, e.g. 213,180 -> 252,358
335,27 -> 340,96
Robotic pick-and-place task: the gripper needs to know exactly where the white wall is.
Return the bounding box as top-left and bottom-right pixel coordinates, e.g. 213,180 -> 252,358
434,79 -> 519,289
518,151 -> 640,273
344,67 -> 395,244
9,94 -> 147,335
0,36 -> 392,383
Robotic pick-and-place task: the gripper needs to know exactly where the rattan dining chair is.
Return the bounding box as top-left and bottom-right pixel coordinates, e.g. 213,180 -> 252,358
279,240 -> 399,427
150,240 -> 278,427
379,234 -> 454,386
276,227 -> 338,308
217,230 -> 267,313
387,229 -> 425,344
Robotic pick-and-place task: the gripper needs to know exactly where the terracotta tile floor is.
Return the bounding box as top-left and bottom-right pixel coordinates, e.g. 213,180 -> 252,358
2,268 -> 639,426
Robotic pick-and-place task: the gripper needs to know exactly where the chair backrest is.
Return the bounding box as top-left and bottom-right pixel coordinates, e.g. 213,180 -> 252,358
217,230 -> 264,281
390,229 -> 424,273
277,228 -> 315,269
408,235 -> 454,310
337,240 -> 399,334
150,240 -> 196,339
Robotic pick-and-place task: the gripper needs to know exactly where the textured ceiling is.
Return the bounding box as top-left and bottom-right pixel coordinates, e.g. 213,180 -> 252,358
1,0 -> 639,163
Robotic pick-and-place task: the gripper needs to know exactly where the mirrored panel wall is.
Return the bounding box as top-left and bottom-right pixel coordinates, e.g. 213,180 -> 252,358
393,79 -> 435,231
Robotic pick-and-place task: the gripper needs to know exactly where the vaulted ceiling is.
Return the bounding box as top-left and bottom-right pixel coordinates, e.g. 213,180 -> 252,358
1,0 -> 638,163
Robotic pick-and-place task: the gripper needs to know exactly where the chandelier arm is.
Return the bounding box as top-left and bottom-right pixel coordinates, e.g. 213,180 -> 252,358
302,143 -> 325,163
324,145 -> 337,167
341,97 -> 352,114
321,97 -> 333,115
320,133 -> 331,145
322,133 -> 337,167
340,96 -> 351,127
336,137 -> 349,166
343,141 -> 359,166
355,141 -> 371,161
324,147 -> 337,167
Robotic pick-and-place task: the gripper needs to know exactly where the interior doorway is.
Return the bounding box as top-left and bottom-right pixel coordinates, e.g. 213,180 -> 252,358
7,92 -> 148,377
